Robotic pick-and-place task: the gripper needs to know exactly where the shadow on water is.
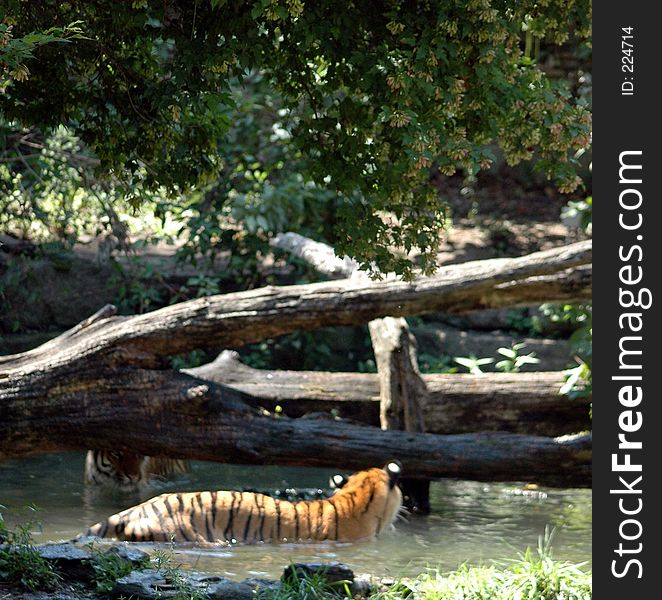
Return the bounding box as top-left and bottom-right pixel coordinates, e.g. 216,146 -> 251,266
0,452 -> 591,579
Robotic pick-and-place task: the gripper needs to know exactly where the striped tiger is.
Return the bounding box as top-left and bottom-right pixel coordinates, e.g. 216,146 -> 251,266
84,450 -> 190,489
84,461 -> 402,544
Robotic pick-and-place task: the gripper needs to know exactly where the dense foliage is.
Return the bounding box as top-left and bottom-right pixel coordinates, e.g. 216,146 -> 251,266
0,17 -> 84,88
2,0 -> 591,274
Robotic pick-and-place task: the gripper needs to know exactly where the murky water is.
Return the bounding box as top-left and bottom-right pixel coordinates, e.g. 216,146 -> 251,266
0,453 -> 591,579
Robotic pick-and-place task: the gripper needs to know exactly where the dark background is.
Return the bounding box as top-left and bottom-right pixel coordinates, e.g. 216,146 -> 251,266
593,3 -> 660,594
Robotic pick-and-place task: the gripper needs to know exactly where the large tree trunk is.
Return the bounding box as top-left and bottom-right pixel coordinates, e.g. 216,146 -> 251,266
0,359 -> 591,486
0,241 -> 592,487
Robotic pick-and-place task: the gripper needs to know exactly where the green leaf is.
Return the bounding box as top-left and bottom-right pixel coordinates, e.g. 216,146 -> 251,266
497,347 -> 517,359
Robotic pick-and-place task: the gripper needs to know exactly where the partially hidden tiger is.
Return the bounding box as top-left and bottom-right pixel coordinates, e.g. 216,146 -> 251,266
84,461 -> 402,544
84,450 -> 190,489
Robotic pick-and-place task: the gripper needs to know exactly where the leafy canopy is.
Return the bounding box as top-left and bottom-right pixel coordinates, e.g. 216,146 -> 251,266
1,0 -> 591,276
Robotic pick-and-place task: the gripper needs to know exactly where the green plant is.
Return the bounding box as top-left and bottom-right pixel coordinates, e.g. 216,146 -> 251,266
454,355 -> 495,375
173,73 -> 343,286
504,308 -> 538,336
484,220 -> 518,257
241,341 -> 273,370
241,327 -> 367,372
88,545 -> 149,595
561,360 -> 592,403
151,546 -> 207,600
562,197 -> 592,235
418,353 -> 458,374
494,343 -> 540,373
454,344 -> 539,375
169,349 -> 208,371
4,1 -> 591,276
0,121 -> 147,246
537,303 -> 591,335
184,274 -> 222,298
539,303 -> 592,399
357,358 -> 377,373
109,253 -> 166,315
502,528 -> 591,600
1,19 -> 85,87
0,508 -> 61,592
370,529 -> 591,599
258,565 -> 353,600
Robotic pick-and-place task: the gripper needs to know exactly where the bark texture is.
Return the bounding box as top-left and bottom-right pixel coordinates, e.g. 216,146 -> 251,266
0,241 -> 592,487
368,317 -> 430,511
1,240 -> 591,373
187,351 -> 590,436
0,358 -> 591,486
368,317 -> 427,432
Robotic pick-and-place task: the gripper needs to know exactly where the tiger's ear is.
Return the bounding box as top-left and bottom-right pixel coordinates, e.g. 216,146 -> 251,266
385,461 -> 402,488
330,474 -> 348,489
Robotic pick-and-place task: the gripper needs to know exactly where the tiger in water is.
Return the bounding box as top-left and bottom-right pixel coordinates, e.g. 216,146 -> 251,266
84,450 -> 190,489
84,461 -> 402,544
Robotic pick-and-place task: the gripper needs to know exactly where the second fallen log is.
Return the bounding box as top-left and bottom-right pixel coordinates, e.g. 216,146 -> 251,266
188,352 -> 591,437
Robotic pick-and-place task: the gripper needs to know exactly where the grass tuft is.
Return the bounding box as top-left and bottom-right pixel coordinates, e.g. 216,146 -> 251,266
0,507 -> 61,592
258,564 -> 354,600
372,529 -> 591,600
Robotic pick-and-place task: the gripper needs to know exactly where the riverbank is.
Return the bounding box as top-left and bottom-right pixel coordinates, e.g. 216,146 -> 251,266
0,537 -> 591,600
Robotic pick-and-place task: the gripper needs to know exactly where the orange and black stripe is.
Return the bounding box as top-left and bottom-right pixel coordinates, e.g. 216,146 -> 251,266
84,462 -> 403,545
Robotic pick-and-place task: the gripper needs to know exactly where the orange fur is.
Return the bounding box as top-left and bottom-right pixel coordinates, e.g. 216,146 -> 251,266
84,450 -> 190,488
85,462 -> 402,543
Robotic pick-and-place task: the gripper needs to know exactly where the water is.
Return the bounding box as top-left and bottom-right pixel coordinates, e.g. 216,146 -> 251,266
0,453 -> 591,580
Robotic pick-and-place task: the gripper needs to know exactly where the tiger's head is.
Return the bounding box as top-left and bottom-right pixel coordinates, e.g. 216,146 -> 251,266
84,450 -> 148,489
330,460 -> 403,540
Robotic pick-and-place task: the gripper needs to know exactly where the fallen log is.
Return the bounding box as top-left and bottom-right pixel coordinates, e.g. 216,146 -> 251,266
266,233 -> 589,503
270,232 -> 358,279
0,361 -> 591,486
269,231 -> 592,313
0,233 -> 38,257
0,240 -> 591,372
0,242 -> 592,486
186,351 -> 591,437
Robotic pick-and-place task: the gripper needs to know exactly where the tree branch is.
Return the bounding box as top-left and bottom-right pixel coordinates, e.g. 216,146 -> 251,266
0,362 -> 591,487
0,240 -> 592,372
185,351 -> 591,437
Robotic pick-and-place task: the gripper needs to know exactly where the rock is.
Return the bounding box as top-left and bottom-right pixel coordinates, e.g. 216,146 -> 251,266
34,541 -> 150,585
207,579 -> 256,600
282,561 -> 355,584
243,577 -> 280,592
3,540 -> 150,591
111,570 -> 168,599
111,569 -> 242,600
4,541 -> 371,600
0,588 -> 96,600
35,543 -> 97,583
351,573 -> 376,597
98,543 -> 150,566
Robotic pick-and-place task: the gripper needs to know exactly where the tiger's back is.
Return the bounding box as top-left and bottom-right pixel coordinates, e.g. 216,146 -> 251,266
85,462 -> 402,544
